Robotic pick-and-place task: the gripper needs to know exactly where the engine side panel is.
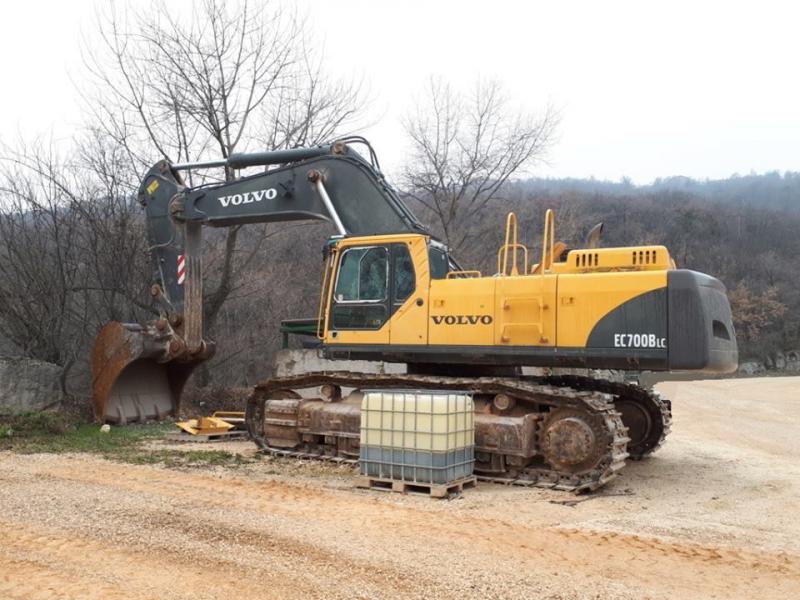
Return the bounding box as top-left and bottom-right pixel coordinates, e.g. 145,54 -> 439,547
557,270 -> 667,348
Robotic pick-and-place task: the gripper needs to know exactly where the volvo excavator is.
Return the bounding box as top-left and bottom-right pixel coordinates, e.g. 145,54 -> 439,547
92,138 -> 738,491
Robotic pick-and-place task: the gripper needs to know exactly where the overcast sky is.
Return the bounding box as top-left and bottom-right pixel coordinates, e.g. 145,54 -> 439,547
1,0 -> 797,183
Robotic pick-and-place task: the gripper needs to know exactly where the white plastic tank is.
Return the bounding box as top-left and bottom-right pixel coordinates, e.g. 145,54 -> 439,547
360,390 -> 474,484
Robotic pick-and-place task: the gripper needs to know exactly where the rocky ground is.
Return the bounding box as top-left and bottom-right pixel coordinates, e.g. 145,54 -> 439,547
1,377 -> 799,599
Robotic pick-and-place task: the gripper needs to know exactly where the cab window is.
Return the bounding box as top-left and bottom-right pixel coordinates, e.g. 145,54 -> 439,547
334,246 -> 388,302
393,245 -> 415,302
332,246 -> 388,330
429,246 -> 449,279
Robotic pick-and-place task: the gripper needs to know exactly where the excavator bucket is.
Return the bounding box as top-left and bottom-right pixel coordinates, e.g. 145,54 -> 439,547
91,321 -> 204,424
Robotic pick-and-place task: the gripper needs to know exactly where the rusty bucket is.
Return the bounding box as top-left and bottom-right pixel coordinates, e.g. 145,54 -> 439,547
91,321 -> 207,424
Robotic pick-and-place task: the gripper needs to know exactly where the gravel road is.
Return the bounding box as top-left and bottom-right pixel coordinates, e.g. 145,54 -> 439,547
1,377 -> 799,599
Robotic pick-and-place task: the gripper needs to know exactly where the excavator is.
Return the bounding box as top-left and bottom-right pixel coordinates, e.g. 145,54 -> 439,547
91,137 -> 738,491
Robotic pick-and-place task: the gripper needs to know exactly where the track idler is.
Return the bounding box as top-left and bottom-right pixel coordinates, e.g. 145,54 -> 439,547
91,319 -> 213,424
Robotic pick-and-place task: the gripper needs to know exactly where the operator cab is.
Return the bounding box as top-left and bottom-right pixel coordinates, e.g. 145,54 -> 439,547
324,234 -> 454,332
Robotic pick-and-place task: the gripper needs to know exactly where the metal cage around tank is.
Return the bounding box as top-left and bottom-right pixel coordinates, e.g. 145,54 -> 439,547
359,390 -> 475,485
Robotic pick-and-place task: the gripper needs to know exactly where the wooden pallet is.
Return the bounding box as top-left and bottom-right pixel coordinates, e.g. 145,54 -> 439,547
163,430 -> 248,443
356,475 -> 477,498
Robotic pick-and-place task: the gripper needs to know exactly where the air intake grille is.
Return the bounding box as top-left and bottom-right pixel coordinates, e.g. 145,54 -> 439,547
575,252 -> 599,268
632,249 -> 657,266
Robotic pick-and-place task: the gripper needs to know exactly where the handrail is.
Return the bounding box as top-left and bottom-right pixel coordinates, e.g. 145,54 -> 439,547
497,243 -> 529,276
497,212 -> 528,276
316,250 -> 336,339
540,209 -> 555,275
446,270 -> 482,279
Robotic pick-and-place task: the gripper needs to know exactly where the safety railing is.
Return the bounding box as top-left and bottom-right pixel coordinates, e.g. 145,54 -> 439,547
539,208 -> 555,275
317,250 -> 337,339
497,212 -> 529,276
446,270 -> 482,279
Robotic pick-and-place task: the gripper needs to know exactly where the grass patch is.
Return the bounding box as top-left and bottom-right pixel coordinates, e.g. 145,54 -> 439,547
0,412 -> 255,469
1,415 -> 172,457
1,410 -> 81,437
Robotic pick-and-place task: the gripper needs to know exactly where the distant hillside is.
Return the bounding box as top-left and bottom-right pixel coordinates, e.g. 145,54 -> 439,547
519,171 -> 800,212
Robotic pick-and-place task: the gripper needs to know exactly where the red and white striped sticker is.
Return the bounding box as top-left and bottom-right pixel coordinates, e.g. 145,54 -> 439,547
177,255 -> 186,285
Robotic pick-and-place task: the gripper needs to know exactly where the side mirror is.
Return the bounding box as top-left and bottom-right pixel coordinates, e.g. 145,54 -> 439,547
585,222 -> 604,248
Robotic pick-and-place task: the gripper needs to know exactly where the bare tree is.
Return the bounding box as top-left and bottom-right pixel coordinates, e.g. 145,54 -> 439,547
0,135 -> 162,390
401,77 -> 559,253
0,143 -> 87,390
80,0 -> 365,384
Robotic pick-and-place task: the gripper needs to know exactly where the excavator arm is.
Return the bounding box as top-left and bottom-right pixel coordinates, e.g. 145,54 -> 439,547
92,138 -> 427,423
139,139 -> 426,314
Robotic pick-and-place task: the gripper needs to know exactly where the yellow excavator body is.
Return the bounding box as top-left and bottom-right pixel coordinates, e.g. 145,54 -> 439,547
318,231 -> 670,351
89,139 -> 738,490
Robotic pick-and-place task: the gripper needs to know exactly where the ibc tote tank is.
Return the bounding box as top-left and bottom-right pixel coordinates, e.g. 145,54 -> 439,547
359,390 -> 475,485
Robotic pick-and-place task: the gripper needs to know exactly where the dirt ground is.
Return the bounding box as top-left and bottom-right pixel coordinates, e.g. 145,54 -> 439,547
1,377 -> 799,599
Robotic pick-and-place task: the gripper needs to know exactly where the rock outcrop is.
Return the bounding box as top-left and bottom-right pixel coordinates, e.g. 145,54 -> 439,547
0,357 -> 63,414
739,350 -> 800,376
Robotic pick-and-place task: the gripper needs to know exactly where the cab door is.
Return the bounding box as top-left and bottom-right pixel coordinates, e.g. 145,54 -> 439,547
328,244 -> 391,344
327,240 -> 429,346
389,240 -> 429,345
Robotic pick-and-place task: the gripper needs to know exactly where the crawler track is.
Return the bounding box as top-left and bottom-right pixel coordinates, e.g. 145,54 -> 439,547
540,375 -> 672,459
246,372 -> 631,492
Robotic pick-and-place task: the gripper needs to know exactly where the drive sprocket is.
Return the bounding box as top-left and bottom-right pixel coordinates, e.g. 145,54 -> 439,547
541,375 -> 672,459
540,407 -> 613,474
